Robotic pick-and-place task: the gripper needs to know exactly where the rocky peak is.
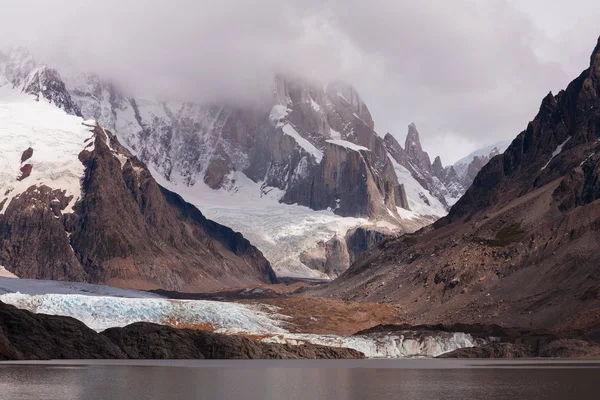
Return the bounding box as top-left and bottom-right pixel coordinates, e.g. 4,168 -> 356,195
432,156 -> 444,177
404,123 -> 432,172
22,66 -> 81,116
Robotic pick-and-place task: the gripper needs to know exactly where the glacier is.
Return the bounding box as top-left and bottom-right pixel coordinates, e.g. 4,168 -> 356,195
0,280 -> 482,358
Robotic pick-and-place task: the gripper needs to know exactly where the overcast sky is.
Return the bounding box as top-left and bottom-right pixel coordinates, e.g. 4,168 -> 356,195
1,1 -> 599,164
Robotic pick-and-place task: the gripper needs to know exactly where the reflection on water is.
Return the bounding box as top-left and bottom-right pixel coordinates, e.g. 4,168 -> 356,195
0,360 -> 597,400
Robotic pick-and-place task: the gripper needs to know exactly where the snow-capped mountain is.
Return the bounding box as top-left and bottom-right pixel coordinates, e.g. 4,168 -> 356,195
0,56 -> 275,292
0,47 -> 506,280
453,141 -> 511,190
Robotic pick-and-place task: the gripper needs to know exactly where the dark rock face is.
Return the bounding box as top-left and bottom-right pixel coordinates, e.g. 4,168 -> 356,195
0,300 -> 126,360
17,164 -> 32,181
0,125 -> 276,292
299,226 -> 399,278
283,141 -> 407,218
20,148 -> 33,163
0,302 -> 364,360
0,185 -> 84,281
448,37 -> 600,222
345,227 -> 397,265
2,48 -> 80,116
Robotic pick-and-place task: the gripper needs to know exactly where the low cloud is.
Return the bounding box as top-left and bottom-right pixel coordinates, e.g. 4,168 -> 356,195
0,0 -> 598,163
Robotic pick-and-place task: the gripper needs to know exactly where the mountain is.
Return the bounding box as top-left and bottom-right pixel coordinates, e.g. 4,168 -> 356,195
63,68 -> 481,278
318,37 -> 600,337
0,66 -> 275,292
0,47 -> 501,281
384,124 -> 465,213
453,141 -> 511,190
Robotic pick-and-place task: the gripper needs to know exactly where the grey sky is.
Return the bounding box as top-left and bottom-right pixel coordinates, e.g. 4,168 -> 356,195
0,0 -> 599,164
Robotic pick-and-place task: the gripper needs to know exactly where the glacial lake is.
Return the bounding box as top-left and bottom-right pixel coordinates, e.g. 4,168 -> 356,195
0,359 -> 598,399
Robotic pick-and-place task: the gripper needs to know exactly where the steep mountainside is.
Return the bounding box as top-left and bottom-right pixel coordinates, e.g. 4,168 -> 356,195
0,47 -> 503,279
318,37 -> 600,336
0,79 -> 275,292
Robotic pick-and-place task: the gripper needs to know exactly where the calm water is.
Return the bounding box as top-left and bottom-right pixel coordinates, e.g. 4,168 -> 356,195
0,359 -> 598,400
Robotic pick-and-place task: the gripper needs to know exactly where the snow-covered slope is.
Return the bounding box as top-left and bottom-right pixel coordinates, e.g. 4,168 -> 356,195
150,169 -> 366,279
0,84 -> 94,214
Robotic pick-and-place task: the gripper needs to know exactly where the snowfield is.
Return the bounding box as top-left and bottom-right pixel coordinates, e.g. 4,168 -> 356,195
0,84 -> 94,214
150,168 -> 367,279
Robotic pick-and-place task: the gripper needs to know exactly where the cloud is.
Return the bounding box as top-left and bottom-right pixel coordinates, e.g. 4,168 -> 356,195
0,0 -> 598,163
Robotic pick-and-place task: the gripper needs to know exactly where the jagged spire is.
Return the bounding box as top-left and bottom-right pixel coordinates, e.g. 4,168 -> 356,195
432,156 -> 444,178
405,123 -> 422,153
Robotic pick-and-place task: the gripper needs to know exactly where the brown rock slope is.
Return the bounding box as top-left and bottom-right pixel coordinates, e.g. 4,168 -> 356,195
0,125 -> 276,292
0,301 -> 363,360
316,37 -> 600,336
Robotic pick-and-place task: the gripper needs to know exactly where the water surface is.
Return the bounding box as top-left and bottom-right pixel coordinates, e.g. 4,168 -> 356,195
0,359 -> 597,400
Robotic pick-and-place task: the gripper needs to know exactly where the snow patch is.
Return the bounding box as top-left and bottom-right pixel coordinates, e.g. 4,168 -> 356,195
329,128 -> 342,139
326,139 -> 369,152
541,136 -> 571,170
282,124 -> 323,163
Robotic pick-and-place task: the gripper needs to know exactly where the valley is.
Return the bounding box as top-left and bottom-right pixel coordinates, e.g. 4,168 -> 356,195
0,35 -> 600,362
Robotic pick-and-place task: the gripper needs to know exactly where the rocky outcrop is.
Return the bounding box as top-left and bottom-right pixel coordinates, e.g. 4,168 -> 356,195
0,300 -> 126,360
299,226 -> 399,278
21,66 -> 81,116
345,227 -> 398,265
283,140 -> 407,218
299,235 -> 350,278
0,301 -> 364,360
0,125 -> 276,292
